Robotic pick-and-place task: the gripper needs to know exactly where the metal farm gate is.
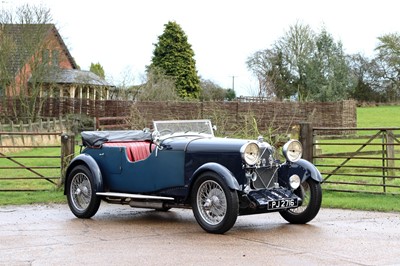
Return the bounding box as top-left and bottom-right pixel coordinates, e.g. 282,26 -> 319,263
0,132 -> 75,192
310,127 -> 400,194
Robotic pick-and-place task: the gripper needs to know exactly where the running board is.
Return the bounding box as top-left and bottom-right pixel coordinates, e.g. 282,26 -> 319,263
96,192 -> 174,201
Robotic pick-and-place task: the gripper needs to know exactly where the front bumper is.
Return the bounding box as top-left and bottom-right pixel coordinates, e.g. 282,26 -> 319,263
239,188 -> 302,215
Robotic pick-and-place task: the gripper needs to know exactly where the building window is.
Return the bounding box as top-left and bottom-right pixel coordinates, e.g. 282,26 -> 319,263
52,50 -> 59,66
42,49 -> 50,64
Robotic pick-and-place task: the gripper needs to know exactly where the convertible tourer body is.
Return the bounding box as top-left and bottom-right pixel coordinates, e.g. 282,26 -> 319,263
65,120 -> 322,233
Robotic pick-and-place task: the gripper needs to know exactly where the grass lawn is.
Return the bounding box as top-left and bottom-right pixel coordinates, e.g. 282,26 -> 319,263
318,104 -> 400,211
0,190 -> 65,205
0,145 -> 72,206
357,105 -> 400,128
322,191 -> 400,212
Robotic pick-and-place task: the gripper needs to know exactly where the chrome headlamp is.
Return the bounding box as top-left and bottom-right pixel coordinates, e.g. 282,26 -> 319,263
240,142 -> 260,166
282,140 -> 303,162
289,174 -> 301,189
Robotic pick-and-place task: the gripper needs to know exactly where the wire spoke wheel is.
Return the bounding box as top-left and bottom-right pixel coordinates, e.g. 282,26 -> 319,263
197,180 -> 227,225
279,178 -> 322,224
67,165 -> 101,218
70,172 -> 92,211
289,182 -> 310,214
192,171 -> 238,234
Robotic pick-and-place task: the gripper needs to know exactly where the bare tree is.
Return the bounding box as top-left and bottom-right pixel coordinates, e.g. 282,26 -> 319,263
199,79 -> 227,101
246,49 -> 289,100
135,67 -> 180,101
0,4 -> 54,121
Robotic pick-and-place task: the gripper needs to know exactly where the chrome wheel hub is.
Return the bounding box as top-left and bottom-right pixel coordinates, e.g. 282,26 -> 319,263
197,180 -> 227,225
70,173 -> 92,211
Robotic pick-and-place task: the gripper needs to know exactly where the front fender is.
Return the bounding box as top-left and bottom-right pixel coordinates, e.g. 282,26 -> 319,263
278,159 -> 322,183
190,162 -> 240,191
64,154 -> 104,194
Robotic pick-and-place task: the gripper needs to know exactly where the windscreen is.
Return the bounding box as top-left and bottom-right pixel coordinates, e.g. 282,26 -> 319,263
153,120 -> 214,137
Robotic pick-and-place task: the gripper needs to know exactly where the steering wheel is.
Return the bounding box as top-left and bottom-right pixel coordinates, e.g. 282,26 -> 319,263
160,129 -> 172,135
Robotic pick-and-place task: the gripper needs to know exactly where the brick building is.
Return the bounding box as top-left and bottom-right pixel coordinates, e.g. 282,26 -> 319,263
0,23 -> 113,100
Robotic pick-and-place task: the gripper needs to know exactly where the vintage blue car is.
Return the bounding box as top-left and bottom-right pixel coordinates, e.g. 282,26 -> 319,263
65,120 -> 322,234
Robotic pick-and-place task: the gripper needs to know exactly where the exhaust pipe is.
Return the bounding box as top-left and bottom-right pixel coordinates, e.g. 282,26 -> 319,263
129,200 -> 164,209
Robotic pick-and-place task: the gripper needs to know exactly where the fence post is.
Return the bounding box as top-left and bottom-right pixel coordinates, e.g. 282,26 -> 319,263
60,133 -> 75,186
299,122 -> 313,162
386,130 -> 395,179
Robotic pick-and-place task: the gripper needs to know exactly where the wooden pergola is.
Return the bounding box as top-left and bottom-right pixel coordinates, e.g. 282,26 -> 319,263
36,68 -> 114,100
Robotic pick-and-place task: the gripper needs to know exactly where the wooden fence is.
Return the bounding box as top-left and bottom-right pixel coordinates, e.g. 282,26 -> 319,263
0,116 -> 96,135
0,98 -> 357,134
0,117 -> 67,132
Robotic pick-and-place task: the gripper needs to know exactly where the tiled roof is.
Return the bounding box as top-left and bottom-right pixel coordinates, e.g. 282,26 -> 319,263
0,23 -> 78,76
34,68 -> 114,87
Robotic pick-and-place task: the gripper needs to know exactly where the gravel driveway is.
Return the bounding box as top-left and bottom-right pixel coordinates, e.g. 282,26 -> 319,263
0,204 -> 399,265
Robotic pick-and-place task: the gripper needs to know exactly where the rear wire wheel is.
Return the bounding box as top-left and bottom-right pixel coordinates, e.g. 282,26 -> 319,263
66,165 -> 101,218
192,171 -> 239,234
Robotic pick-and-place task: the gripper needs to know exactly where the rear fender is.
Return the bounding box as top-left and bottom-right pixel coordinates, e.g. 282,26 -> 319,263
64,154 -> 104,194
278,159 -> 322,183
190,162 -> 240,191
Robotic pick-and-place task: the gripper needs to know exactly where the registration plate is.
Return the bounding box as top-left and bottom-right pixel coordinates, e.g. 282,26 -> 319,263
267,198 -> 298,210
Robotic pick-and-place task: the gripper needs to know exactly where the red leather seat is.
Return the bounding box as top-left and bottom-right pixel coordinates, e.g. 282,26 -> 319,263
103,141 -> 151,162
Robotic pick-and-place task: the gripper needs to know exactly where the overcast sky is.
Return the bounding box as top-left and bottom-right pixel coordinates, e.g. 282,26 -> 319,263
4,0 -> 399,96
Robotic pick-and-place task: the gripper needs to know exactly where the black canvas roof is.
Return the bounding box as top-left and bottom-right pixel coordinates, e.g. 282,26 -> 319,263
81,131 -> 152,147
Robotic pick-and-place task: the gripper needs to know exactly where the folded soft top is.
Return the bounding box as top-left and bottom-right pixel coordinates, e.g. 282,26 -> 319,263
81,130 -> 152,147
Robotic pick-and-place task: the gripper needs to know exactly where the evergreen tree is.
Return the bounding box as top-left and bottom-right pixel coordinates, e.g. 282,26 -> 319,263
149,21 -> 201,99
90,62 -> 105,79
307,28 -> 353,102
225,88 -> 236,101
374,33 -> 400,101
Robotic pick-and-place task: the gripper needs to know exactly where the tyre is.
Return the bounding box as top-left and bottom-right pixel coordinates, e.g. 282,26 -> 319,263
191,171 -> 239,234
279,178 -> 322,224
66,165 -> 101,218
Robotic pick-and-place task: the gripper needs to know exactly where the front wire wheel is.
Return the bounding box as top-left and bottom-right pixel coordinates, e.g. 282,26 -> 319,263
192,172 -> 238,234
67,165 -> 101,218
279,178 -> 322,224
